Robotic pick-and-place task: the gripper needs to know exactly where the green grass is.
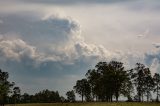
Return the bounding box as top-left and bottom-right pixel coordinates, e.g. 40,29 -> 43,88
6,102 -> 160,106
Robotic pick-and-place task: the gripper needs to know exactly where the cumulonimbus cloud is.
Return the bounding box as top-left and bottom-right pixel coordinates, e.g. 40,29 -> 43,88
0,13 -> 117,95
1,0 -> 160,96
0,13 -> 115,77
0,10 -> 159,95
0,12 -> 158,76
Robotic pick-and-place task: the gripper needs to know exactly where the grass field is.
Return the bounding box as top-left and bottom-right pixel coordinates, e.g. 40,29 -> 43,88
6,102 -> 160,106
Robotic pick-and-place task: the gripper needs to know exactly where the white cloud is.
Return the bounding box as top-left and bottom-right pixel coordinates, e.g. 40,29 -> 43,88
0,38 -> 36,61
153,43 -> 160,48
137,29 -> 149,38
150,58 -> 160,74
144,48 -> 160,73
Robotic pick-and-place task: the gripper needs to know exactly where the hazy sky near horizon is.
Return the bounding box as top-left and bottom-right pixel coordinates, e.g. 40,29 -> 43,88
0,0 -> 160,97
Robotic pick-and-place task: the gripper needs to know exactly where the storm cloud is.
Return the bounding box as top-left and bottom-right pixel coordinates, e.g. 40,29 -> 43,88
0,13 -> 115,95
0,0 -> 160,96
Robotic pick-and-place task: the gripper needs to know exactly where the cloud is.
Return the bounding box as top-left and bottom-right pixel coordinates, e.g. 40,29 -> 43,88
149,58 -> 160,74
0,13 -> 79,46
0,37 -> 37,62
144,49 -> 160,73
0,13 -> 116,94
74,42 -> 110,59
10,0 -> 130,5
153,43 -> 160,48
137,29 -> 149,38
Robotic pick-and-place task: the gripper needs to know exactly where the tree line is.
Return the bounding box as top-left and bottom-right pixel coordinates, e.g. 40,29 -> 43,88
0,61 -> 160,105
0,69 -> 76,105
73,61 -> 160,102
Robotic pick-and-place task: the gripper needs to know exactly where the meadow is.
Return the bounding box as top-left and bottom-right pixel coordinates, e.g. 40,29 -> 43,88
6,102 -> 160,106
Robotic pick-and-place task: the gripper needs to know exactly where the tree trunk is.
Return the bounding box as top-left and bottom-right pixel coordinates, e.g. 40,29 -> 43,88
147,92 -> 149,102
138,91 -> 141,102
116,96 -> 118,102
82,93 -> 84,102
157,84 -> 159,102
96,96 -> 98,102
111,95 -> 113,102
142,93 -> 144,102
115,92 -> 119,102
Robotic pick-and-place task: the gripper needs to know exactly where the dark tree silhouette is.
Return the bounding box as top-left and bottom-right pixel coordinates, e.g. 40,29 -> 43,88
109,61 -> 128,101
74,78 -> 91,102
122,69 -> 134,101
153,73 -> 160,102
21,93 -> 31,103
86,69 -> 101,101
66,90 -> 75,102
34,89 -> 61,103
12,87 -> 21,104
1,61 -> 160,104
143,68 -> 154,102
19,90 -> 63,103
132,63 -> 146,102
85,61 -> 131,102
0,69 -> 14,106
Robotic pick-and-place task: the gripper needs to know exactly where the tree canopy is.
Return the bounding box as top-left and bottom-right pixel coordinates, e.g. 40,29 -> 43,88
0,69 -> 14,105
1,60 -> 160,104
74,61 -> 160,102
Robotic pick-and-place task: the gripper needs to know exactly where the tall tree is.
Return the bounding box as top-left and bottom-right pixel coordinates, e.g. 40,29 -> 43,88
85,61 -> 131,102
74,79 -> 91,102
153,73 -> 160,102
121,69 -> 134,101
66,90 -> 75,102
0,69 -> 14,105
21,93 -> 31,103
109,61 -> 128,101
143,68 -> 154,102
34,89 -> 61,103
95,62 -> 113,101
12,87 -> 21,104
132,63 -> 146,102
86,69 -> 101,101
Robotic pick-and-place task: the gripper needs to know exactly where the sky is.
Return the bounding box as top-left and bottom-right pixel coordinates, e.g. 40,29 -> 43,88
0,0 -> 160,97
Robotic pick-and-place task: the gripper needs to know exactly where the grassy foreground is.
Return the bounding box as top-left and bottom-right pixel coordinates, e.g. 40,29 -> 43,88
6,102 -> 160,106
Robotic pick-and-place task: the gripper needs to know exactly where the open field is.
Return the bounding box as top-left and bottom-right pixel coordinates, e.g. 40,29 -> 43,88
6,102 -> 160,106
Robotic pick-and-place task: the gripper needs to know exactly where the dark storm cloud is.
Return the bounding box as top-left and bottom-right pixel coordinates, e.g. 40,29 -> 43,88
15,0 -> 129,5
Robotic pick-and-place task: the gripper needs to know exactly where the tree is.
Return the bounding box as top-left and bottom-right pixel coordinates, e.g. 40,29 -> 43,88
60,96 -> 66,102
121,69 -> 134,102
0,69 -> 14,105
85,61 -> 131,102
153,73 -> 160,102
86,69 -> 101,101
131,63 -> 155,102
21,93 -> 31,103
132,63 -> 146,102
34,89 -> 61,103
143,68 -> 154,102
109,61 -> 128,102
12,87 -> 21,104
74,79 -> 91,102
94,62 -> 112,101
66,90 -> 75,102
